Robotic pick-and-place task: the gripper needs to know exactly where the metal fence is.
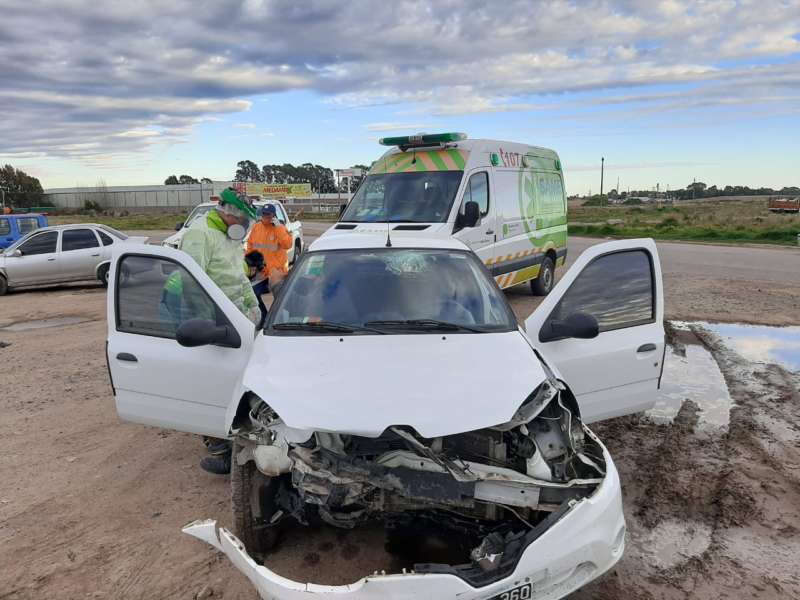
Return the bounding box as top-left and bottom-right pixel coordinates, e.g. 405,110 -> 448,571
43,183 -> 228,210
43,184 -> 350,212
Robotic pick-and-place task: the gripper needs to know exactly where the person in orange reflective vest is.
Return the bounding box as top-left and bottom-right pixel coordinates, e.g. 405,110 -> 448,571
247,204 -> 292,327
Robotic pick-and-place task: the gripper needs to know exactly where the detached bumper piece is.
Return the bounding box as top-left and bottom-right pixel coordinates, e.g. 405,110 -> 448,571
183,460 -> 625,600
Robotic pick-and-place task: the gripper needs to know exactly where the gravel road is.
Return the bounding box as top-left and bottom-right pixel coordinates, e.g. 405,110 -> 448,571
1,227 -> 798,599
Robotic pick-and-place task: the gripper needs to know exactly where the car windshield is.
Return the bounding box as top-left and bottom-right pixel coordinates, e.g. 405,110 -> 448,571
97,224 -> 127,240
341,171 -> 463,223
267,248 -> 516,335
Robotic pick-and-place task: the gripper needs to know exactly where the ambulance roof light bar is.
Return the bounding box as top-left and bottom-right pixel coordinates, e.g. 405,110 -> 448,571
379,132 -> 467,149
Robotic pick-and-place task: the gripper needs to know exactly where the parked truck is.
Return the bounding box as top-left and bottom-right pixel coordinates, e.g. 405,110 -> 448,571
768,197 -> 800,213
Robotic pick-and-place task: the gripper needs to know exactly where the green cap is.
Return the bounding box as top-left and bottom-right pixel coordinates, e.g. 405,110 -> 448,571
219,188 -> 258,220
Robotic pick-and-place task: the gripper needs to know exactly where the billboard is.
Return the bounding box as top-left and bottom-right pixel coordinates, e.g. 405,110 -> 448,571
244,183 -> 312,198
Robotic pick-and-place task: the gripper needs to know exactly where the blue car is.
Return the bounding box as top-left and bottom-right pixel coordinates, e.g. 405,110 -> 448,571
0,213 -> 48,250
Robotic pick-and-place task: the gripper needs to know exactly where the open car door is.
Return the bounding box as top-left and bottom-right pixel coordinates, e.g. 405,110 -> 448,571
106,244 -> 255,438
524,238 -> 664,422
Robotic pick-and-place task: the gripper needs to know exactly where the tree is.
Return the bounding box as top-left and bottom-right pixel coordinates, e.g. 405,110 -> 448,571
178,175 -> 199,184
164,175 -> 179,185
0,164 -> 44,208
234,160 -> 262,182
201,177 -> 212,184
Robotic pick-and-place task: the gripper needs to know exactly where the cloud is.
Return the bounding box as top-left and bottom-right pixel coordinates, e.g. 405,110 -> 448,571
0,0 -> 798,165
234,123 -> 257,129
365,122 -> 433,132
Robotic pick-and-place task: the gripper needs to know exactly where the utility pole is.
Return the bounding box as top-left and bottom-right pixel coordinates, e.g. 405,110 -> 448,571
600,157 -> 605,206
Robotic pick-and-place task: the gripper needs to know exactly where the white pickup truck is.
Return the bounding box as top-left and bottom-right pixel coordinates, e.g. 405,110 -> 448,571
162,199 -> 304,263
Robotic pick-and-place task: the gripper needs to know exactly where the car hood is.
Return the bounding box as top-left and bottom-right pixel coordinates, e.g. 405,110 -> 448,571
161,231 -> 183,246
242,330 -> 546,438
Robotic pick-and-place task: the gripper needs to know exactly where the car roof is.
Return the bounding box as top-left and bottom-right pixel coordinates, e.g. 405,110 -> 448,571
30,223 -> 116,232
308,232 -> 470,252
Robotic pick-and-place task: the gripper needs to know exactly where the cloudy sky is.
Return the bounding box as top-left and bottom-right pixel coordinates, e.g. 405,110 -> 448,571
1,0 -> 798,193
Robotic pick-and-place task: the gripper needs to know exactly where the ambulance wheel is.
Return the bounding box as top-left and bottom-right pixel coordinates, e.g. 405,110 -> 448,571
230,441 -> 282,553
531,256 -> 555,296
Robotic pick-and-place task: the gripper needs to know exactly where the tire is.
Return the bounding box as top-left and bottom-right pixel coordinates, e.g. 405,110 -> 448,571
0,274 -> 7,296
97,264 -> 110,287
290,239 -> 302,266
531,255 -> 555,296
230,442 -> 282,553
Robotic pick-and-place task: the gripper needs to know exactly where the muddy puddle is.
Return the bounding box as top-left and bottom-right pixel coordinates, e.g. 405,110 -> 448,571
0,316 -> 94,332
648,342 -> 734,430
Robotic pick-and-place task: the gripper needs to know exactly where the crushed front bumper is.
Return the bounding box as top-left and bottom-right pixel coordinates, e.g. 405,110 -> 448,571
183,448 -> 625,600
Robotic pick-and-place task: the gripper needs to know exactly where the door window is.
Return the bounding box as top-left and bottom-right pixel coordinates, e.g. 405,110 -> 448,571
16,217 -> 41,235
98,231 -> 114,246
463,172 -> 490,216
0,218 -> 9,235
116,254 -> 230,339
545,250 -> 654,333
62,229 -> 100,251
19,231 -> 58,255
536,173 -> 565,214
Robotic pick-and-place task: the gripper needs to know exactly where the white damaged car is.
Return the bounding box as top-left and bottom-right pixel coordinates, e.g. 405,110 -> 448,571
105,234 -> 664,600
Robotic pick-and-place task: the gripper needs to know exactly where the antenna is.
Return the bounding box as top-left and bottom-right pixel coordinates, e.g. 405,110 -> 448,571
386,222 -> 392,247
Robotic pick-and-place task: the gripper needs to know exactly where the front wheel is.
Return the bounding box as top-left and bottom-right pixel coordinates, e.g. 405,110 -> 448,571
290,239 -> 302,266
230,442 -> 283,553
531,256 -> 555,296
97,264 -> 110,287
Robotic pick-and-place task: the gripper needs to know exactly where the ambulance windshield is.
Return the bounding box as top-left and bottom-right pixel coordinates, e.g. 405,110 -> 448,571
341,171 -> 463,223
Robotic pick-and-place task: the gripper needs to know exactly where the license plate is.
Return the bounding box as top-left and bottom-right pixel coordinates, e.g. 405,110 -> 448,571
488,582 -> 532,600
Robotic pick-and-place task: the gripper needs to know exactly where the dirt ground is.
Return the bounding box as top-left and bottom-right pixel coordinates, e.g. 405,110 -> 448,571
1,272 -> 799,599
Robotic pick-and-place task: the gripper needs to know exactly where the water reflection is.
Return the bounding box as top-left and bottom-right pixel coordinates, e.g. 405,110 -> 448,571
704,323 -> 800,372
648,343 -> 734,431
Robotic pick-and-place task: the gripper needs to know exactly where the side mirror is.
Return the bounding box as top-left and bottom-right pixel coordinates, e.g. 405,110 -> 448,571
175,222 -> 184,231
9,249 -> 22,257
463,201 -> 480,228
176,319 -> 241,348
539,312 -> 599,343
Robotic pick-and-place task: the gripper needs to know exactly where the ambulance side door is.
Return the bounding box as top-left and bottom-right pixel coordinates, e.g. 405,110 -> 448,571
453,169 -> 495,265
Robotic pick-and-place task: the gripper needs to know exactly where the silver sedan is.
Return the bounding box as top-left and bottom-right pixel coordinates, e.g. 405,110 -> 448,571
0,224 -> 148,295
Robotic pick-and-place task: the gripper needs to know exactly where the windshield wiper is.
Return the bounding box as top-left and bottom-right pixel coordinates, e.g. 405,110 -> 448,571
271,321 -> 385,334
365,319 -> 484,332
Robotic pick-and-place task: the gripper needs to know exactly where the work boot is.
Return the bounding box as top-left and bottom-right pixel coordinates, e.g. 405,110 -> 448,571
205,439 -> 231,456
200,453 -> 231,475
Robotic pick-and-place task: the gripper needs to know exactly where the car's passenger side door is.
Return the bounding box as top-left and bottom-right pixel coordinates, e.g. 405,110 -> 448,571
106,244 -> 255,437
4,230 -> 60,285
59,228 -> 102,280
524,239 -> 665,422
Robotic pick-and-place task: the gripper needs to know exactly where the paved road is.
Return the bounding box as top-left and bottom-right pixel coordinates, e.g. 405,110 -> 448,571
133,223 -> 799,285
568,237 -> 800,284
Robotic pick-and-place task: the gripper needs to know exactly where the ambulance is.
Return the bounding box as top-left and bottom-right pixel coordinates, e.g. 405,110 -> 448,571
326,132 -> 568,294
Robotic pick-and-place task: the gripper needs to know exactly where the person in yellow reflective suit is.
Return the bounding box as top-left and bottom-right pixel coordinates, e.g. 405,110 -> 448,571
160,188 -> 258,475
161,189 -> 260,327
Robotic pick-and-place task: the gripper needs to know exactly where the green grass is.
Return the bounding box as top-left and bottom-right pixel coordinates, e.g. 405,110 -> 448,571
50,213 -> 187,230
569,199 -> 800,246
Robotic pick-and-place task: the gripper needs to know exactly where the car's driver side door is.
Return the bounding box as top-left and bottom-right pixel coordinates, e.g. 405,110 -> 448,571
524,239 -> 665,422
106,244 -> 255,438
